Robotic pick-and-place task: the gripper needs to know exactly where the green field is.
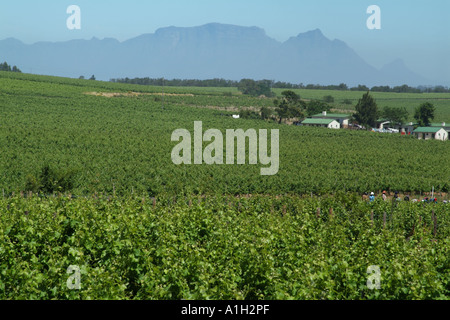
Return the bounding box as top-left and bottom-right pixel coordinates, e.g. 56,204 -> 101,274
0,71 -> 449,300
0,71 -> 449,196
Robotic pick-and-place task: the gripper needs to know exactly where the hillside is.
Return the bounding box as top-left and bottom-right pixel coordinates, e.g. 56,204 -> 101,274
0,71 -> 449,301
0,71 -> 448,196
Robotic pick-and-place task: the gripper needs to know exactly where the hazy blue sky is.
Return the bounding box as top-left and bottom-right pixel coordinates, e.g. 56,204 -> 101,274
1,0 -> 449,84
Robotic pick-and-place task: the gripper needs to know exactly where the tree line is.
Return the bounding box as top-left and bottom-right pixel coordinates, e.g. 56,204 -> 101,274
110,77 -> 450,93
110,77 -> 238,87
0,61 -> 21,73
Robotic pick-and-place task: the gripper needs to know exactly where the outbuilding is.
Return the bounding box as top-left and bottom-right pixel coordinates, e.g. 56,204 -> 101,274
413,127 -> 448,141
311,111 -> 350,128
397,122 -> 417,135
301,118 -> 340,129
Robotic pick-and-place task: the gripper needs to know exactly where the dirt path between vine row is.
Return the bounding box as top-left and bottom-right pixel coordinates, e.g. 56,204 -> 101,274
84,91 -> 194,97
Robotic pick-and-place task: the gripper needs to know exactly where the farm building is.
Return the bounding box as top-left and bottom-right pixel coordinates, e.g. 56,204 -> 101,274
430,122 -> 450,134
301,118 -> 340,129
379,121 -> 417,135
397,122 -> 417,135
413,127 -> 448,141
311,111 -> 351,128
376,119 -> 404,131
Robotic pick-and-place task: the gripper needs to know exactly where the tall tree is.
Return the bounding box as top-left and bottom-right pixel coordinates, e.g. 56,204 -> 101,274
1,62 -> 11,71
237,79 -> 257,95
353,91 -> 378,128
280,90 -> 301,105
414,102 -> 435,126
274,90 -> 305,123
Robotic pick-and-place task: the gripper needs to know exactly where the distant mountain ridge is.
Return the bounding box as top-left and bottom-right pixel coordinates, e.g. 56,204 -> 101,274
0,23 -> 432,86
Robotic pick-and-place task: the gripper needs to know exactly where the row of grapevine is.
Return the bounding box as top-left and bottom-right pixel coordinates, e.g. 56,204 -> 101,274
0,194 -> 448,299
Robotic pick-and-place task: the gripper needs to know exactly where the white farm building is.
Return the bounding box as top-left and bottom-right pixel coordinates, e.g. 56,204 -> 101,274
311,111 -> 350,128
413,127 -> 448,141
301,118 -> 340,129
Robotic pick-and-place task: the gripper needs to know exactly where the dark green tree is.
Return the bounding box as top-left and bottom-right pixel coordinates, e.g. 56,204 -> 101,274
260,106 -> 272,120
0,62 -> 22,72
351,84 -> 370,91
0,62 -> 11,71
342,99 -> 353,105
382,106 -> 409,126
371,85 -> 391,92
274,99 -> 289,124
237,79 -> 274,97
306,100 -> 331,116
414,102 -> 435,126
237,79 -> 256,95
274,90 -> 305,123
239,109 -> 260,120
256,80 -> 275,97
338,83 -> 348,90
353,91 -> 378,128
5,62 -> 10,71
323,95 -> 335,103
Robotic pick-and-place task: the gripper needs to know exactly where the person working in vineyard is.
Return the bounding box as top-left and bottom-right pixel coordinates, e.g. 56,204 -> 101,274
369,192 -> 375,202
362,192 -> 369,201
394,191 -> 400,201
382,191 -> 387,201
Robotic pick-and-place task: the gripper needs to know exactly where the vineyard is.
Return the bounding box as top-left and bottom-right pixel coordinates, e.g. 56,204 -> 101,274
0,71 -> 449,197
0,71 -> 449,300
0,194 -> 448,299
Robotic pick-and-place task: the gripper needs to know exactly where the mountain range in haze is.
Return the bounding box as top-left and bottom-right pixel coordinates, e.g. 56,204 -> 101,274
0,23 -> 434,87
